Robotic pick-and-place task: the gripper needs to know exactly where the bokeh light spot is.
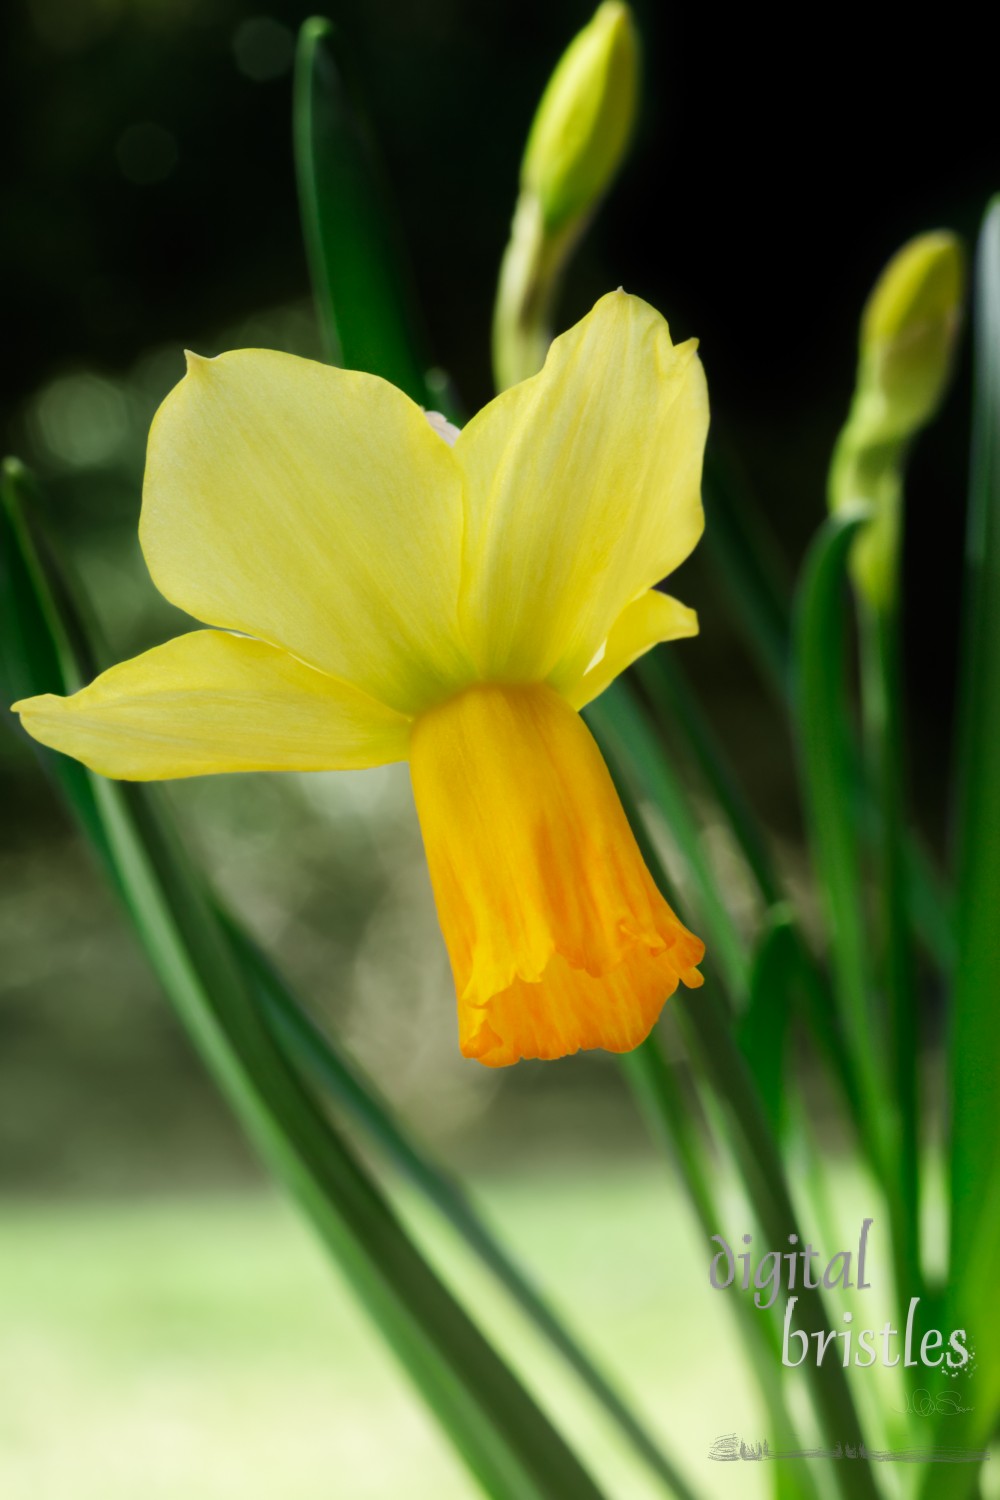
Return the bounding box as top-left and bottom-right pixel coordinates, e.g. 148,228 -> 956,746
29,373 -> 131,469
233,17 -> 294,82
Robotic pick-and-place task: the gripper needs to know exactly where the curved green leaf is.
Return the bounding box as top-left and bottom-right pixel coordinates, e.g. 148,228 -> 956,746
857,595 -> 920,1300
0,464 -> 609,1500
737,910 -> 796,1135
596,728 -> 880,1500
633,647 -> 781,908
294,16 -> 439,408
702,443 -> 793,703
945,194 -> 1000,1456
586,682 -> 751,1001
792,508 -> 884,1150
702,446 -> 955,978
231,914 -> 700,1500
792,508 -> 922,1327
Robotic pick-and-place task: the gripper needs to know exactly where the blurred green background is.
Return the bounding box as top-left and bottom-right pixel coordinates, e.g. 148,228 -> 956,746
1,1 -> 996,1495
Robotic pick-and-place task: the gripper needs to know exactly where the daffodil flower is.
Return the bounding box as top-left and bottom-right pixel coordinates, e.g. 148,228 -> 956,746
14,291 -> 708,1066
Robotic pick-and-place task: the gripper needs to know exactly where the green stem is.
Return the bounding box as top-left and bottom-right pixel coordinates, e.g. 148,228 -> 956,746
230,914 -> 701,1500
920,201 -> 1000,1500
618,1040 -> 716,1239
106,782 -> 605,1500
632,650 -> 781,907
586,684 -> 751,1002
621,1041 -> 821,1500
794,518 -> 888,1154
858,597 -> 921,1307
794,511 -> 914,1345
596,702 -> 882,1500
703,447 -> 954,978
492,191 -> 580,391
631,651 -> 867,1151
785,925 -> 865,1139
686,990 -> 880,1500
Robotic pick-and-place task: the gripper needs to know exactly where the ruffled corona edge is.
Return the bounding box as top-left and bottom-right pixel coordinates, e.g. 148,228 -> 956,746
410,682 -> 704,1067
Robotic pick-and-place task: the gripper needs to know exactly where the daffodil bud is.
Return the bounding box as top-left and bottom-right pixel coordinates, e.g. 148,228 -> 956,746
829,231 -> 965,609
521,2 -> 639,235
856,232 -> 964,443
492,4 -> 640,392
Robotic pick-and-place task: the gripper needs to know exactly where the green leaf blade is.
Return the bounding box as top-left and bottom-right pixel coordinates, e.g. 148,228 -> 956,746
294,17 -> 436,407
231,913 -> 700,1500
594,715 -> 880,1500
701,444 -> 793,704
946,195 -> 1000,1448
1,470 -> 611,1500
586,681 -> 751,1001
792,509 -> 884,1158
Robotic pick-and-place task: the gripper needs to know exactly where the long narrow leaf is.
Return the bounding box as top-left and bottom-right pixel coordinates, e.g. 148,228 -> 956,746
703,448 -> 954,977
792,511 -> 885,1153
230,914 -> 700,1500
857,598 -> 920,1294
702,444 -> 793,702
587,683 -> 751,1001
736,911 -> 796,1136
294,17 -> 437,407
793,509 -> 922,1325
0,468 -> 610,1500
633,648 -> 781,908
620,1040 -> 819,1500
599,733 -> 881,1500
946,194 -> 1000,1447
628,603 -> 866,1150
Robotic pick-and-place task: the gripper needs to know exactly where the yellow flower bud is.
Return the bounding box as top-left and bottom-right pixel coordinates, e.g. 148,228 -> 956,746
857,231 -> 965,442
492,4 -> 640,391
521,2 -> 639,234
829,231 -> 965,609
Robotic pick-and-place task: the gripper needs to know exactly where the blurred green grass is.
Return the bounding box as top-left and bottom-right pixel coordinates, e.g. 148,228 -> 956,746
2,1168 -> 771,1500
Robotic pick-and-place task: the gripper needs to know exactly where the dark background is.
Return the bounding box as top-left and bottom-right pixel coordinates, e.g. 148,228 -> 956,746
1,0 -> 993,1188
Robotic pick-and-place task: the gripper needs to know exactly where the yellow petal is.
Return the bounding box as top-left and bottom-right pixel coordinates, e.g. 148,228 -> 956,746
562,589 -> 699,710
454,289 -> 708,685
141,350 -> 473,715
410,681 -> 704,1066
12,630 -> 409,779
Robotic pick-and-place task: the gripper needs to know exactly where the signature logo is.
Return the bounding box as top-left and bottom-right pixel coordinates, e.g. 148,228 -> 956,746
898,1389 -> 974,1417
708,1429 -> 988,1466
